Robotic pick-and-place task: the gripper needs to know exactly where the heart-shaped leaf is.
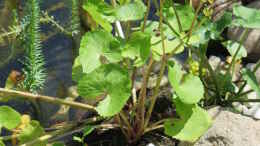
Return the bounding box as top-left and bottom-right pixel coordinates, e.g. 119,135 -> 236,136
113,1 -> 146,21
0,106 -> 21,130
223,41 -> 247,60
232,5 -> 260,28
164,99 -> 212,142
78,64 -> 131,117
168,63 -> 204,104
79,30 -> 122,73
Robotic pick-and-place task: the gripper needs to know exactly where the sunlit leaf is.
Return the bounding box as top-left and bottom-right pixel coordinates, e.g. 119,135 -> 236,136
83,2 -> 112,32
223,41 -> 247,60
122,31 -> 151,66
232,5 -> 260,28
79,30 -> 122,73
164,99 -> 212,142
164,4 -> 195,32
83,125 -> 95,137
78,64 -> 131,117
168,63 -> 204,104
0,140 -> 5,146
113,1 -> 146,21
0,106 -> 21,130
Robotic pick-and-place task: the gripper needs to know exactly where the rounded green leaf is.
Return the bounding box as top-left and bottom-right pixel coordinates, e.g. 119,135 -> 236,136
223,40 -> 247,60
122,31 -> 151,66
83,2 -> 112,32
232,5 -> 260,28
168,63 -> 204,104
78,64 -> 131,117
164,99 -> 212,142
0,140 -> 5,146
79,30 -> 122,73
165,4 -> 195,32
114,1 -> 146,21
0,106 -> 21,130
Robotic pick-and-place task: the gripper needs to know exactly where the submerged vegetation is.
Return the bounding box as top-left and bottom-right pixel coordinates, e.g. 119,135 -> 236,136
0,0 -> 260,145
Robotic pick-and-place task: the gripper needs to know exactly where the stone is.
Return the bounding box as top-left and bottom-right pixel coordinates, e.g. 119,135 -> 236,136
179,106 -> 260,146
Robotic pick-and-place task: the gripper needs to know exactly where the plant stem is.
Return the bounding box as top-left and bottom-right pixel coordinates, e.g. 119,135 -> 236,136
253,59 -> 260,73
115,115 -> 130,141
171,1 -> 182,32
227,98 -> 260,103
143,0 -> 167,130
0,88 -> 96,111
144,124 -> 164,133
143,1 -> 203,132
135,0 -> 153,136
137,58 -> 154,132
141,0 -> 151,32
21,116 -> 103,146
120,112 -> 134,134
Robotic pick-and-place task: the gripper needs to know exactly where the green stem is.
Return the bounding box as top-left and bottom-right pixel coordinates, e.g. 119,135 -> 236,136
171,1 -> 182,32
137,58 -> 154,133
135,0 -> 153,137
141,0 -> 151,32
227,28 -> 249,76
143,0 -> 167,130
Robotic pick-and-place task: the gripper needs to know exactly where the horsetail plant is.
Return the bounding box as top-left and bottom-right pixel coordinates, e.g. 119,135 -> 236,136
21,0 -> 46,93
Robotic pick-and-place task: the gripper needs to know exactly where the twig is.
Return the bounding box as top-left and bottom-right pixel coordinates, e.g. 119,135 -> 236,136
41,11 -> 72,37
0,88 -> 96,111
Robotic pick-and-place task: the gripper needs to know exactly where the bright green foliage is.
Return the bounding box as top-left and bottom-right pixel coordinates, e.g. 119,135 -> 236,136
242,69 -> 260,97
72,57 -> 84,81
79,30 -> 122,73
52,142 -> 65,146
113,1 -> 146,21
195,12 -> 232,41
0,140 -> 4,146
18,120 -> 45,146
21,0 -> 46,93
83,125 -> 95,137
78,64 -> 131,117
151,36 -> 184,59
164,99 -> 212,142
142,20 -> 199,60
164,4 -> 195,32
122,31 -> 151,66
0,106 -> 21,130
223,41 -> 247,60
168,63 -> 204,104
73,126 -> 95,143
232,5 -> 260,28
83,1 -> 113,32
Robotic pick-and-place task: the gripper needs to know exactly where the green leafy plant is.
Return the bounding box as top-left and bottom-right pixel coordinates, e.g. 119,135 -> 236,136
1,0 -> 260,145
73,0 -> 213,143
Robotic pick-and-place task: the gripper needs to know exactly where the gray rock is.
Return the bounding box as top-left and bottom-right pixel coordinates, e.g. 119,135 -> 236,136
228,1 -> 260,62
179,106 -> 260,146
